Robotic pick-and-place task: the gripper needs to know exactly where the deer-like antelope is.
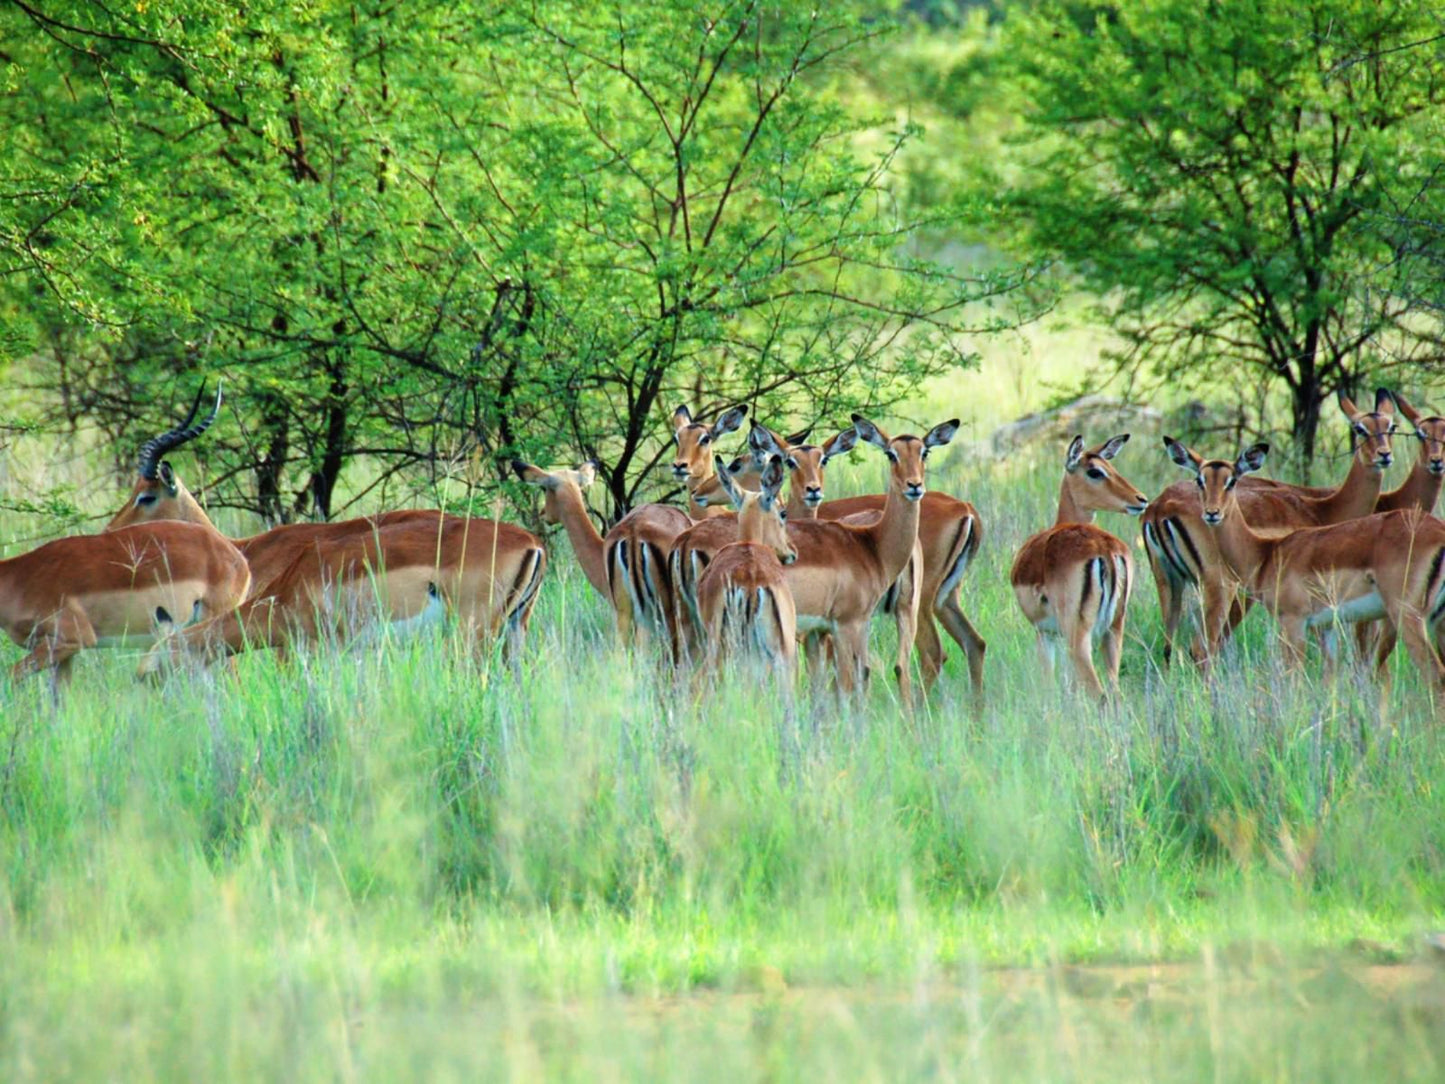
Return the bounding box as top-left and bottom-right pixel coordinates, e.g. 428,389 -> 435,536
736,415 -> 956,695
671,404 -> 749,519
1011,435 -> 1149,700
696,455 -> 798,678
1162,437 -> 1445,708
1,522 -> 250,683
139,515 -> 545,674
742,424 -> 986,710
1142,389 -> 1398,666
105,384 -> 456,596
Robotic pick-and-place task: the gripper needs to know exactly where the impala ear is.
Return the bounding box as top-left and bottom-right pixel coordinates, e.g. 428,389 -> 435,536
1392,390 -> 1422,426
158,461 -> 179,497
1337,388 -> 1360,419
672,405 -> 693,431
575,461 -> 598,487
749,422 -> 783,456
784,427 -> 812,447
1065,435 -> 1086,472
725,455 -> 749,477
710,405 -> 748,439
1095,433 -> 1130,461
923,418 -> 960,450
821,427 -> 859,465
1162,436 -> 1202,472
715,455 -> 745,510
760,454 -> 786,506
1376,387 -> 1397,415
511,459 -> 549,487
1236,442 -> 1269,476
851,414 -> 890,452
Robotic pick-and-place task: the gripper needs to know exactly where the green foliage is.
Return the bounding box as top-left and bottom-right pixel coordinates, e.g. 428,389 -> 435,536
0,0 -> 1034,521
986,0 -> 1445,469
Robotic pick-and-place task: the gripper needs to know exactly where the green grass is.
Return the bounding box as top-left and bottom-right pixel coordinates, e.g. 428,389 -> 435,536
4,429 -> 1445,1079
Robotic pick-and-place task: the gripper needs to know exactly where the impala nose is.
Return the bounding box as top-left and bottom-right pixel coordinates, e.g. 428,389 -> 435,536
1432,457 -> 1445,476
782,552 -> 797,565
672,462 -> 690,480
903,483 -> 925,502
1378,451 -> 1394,468
1126,496 -> 1149,515
1202,509 -> 1223,526
803,485 -> 823,505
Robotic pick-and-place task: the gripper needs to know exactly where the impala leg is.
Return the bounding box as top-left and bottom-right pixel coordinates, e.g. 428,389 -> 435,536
936,599 -> 987,715
1397,612 -> 1445,709
13,605 -> 96,685
1035,633 -> 1057,685
913,616 -> 945,691
1066,622 -> 1107,703
1368,622 -> 1397,678
1277,617 -> 1309,675
893,596 -> 918,712
1101,612 -> 1127,696
1193,569 -> 1236,667
1147,549 -> 1185,669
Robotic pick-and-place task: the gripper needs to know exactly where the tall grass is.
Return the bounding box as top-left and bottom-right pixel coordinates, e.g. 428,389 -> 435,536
3,431 -> 1445,1078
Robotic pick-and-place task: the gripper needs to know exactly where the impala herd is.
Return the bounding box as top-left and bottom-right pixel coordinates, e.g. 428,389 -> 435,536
4,384 -> 1445,712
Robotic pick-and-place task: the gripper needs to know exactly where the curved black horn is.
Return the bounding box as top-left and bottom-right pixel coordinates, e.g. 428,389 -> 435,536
136,382 -> 224,480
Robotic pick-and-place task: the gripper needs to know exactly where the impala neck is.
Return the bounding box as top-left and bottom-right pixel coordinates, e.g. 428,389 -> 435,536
874,479 -> 922,583
1054,479 -> 1095,527
1317,451 -> 1384,520
1212,501 -> 1274,586
1380,457 -> 1444,515
550,483 -> 610,597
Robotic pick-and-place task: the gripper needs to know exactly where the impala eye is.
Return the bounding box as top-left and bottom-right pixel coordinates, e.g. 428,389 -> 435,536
1225,477 -> 1237,490
1086,467 -> 1107,480
135,493 -> 158,507
786,457 -> 798,470
778,509 -> 788,522
700,434 -> 711,445
1195,476 -> 1204,489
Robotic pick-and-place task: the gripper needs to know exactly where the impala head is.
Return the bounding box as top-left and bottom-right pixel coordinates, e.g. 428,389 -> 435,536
1063,434 -> 1149,515
511,458 -> 598,523
748,423 -> 860,508
716,454 -> 795,564
1393,391 -> 1445,476
671,404 -> 748,484
688,454 -> 755,510
1337,387 -> 1397,471
1163,436 -> 1270,527
105,383 -> 223,531
852,414 -> 959,502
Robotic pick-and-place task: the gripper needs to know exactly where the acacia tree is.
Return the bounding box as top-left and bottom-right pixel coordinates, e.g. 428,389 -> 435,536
0,0 -> 1038,523
992,0 -> 1445,473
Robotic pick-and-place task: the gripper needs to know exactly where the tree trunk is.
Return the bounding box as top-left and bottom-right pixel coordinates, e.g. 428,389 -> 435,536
256,393 -> 290,525
1290,378 -> 1323,484
300,354 -> 348,521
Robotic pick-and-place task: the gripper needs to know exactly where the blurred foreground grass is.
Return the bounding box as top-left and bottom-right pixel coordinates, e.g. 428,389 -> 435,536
4,430 -> 1445,1078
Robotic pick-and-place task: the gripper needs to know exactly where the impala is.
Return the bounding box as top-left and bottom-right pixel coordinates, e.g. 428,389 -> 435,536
106,384 -> 457,596
675,422 -> 929,700
1162,437 -> 1445,707
1,521 -> 250,684
671,404 -> 749,519
1143,389 -> 1398,666
140,514 -> 545,673
696,455 -> 798,678
1011,435 -> 1149,700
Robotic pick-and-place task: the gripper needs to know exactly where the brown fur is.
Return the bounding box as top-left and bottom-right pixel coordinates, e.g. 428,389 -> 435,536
695,456 -> 797,679
0,522 -> 251,682
1142,390 -> 1400,665
1166,437 -> 1445,709
140,517 -> 544,672
1010,434 -> 1147,701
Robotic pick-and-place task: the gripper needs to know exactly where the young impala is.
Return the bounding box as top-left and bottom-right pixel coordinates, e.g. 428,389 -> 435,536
1011,435 -> 1149,700
1142,389 -> 1398,666
696,455 -> 798,679
1163,437 -> 1445,708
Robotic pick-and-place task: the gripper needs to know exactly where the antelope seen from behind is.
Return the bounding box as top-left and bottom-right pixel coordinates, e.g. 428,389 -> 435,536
1011,434 -> 1149,701
696,455 -> 798,678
